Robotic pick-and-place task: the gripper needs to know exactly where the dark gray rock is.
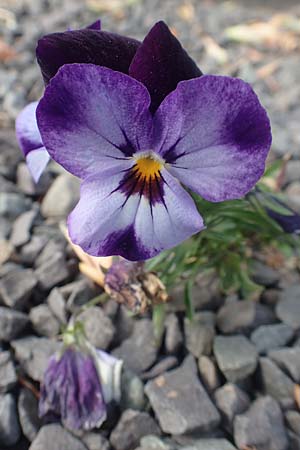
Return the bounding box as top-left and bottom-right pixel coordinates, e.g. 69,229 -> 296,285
261,288 -> 280,306
217,300 -> 275,334
82,432 -> 110,450
18,388 -> 41,442
10,208 -> 37,247
252,260 -> 279,286
269,347 -> 300,382
251,324 -> 294,354
259,357 -> 295,408
145,356 -> 220,434
110,410 -> 160,450
20,234 -> 48,264
35,252 -> 69,290
285,410 -> 300,436
0,351 -> 17,392
78,307 -> 115,350
41,173 -> 80,219
0,307 -> 29,341
16,162 -> 52,196
47,287 -> 67,324
141,357 -> 178,381
276,285 -> 300,329
113,306 -> 134,346
213,335 -> 258,382
29,424 -> 87,450
121,369 -> 146,411
198,356 -> 221,392
164,314 -> 183,355
139,435 -> 174,450
113,319 -> 158,374
234,396 -> 288,450
289,431 -> 300,450
214,383 -> 250,431
184,315 -> 215,358
65,279 -> 95,313
0,192 -> 31,219
29,304 -> 61,337
11,336 -> 61,382
0,217 -> 11,240
0,268 -> 37,309
35,238 -> 66,267
0,393 -> 21,447
180,439 -> 237,450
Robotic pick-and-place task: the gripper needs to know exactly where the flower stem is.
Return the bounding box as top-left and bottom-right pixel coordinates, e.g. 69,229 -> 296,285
152,303 -> 166,347
184,279 -> 195,322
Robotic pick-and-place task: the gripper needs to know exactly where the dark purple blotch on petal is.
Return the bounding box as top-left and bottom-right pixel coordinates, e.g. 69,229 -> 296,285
37,30 -> 141,84
86,19 -> 101,30
39,348 -> 106,430
102,225 -> 152,261
129,21 -> 202,112
267,208 -> 300,234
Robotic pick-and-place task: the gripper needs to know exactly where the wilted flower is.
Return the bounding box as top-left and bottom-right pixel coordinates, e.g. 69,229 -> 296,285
104,260 -> 168,313
39,326 -> 122,430
17,20 -> 271,260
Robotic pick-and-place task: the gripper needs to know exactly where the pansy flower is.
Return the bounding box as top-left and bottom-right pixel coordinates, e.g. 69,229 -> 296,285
17,20 -> 271,261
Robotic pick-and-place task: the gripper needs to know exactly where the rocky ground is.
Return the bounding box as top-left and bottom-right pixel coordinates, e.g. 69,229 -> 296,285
1,0 -> 300,449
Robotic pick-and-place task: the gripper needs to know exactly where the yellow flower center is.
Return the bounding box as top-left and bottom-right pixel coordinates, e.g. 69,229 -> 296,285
134,152 -> 164,181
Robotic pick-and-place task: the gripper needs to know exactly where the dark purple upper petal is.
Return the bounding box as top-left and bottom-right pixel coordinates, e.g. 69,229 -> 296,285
129,21 -> 202,112
86,19 -> 101,30
36,29 -> 141,84
39,348 -> 106,430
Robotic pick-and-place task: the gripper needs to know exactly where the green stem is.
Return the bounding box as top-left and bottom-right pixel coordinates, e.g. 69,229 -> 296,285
152,303 -> 166,347
184,279 -> 195,322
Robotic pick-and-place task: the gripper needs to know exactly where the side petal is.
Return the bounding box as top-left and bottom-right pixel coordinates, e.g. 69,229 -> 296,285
68,166 -> 204,261
15,101 -> 50,182
154,75 -> 272,202
37,29 -> 140,84
37,64 -> 153,179
129,21 -> 202,113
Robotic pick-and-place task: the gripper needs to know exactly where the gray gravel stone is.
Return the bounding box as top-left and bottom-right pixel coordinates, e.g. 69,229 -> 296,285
234,396 -> 288,450
0,393 -> 21,447
0,351 -> 17,392
164,314 -> 183,355
217,300 -> 275,334
252,260 -> 280,286
29,304 -> 61,337
78,307 -> 115,350
0,306 -> 29,341
141,357 -> 178,381
29,424 -> 87,450
18,388 -> 41,442
113,319 -> 158,374
0,268 -> 37,309
16,162 -> 52,196
184,315 -> 215,357
121,369 -> 146,411
251,324 -> 294,354
35,252 -> 70,290
47,287 -> 68,324
11,336 -> 61,382
259,357 -> 295,408
65,279 -> 95,313
139,435 -> 174,450
82,432 -> 110,450
213,335 -> 258,382
0,192 -> 31,219
10,208 -> 37,247
214,383 -> 250,431
276,285 -> 300,328
269,347 -> 300,382
289,431 -> 300,450
41,173 -> 80,218
110,409 -> 161,450
0,217 -> 11,239
20,234 -> 48,265
285,410 -> 300,436
181,439 -> 237,450
145,356 -> 220,434
198,356 -> 221,392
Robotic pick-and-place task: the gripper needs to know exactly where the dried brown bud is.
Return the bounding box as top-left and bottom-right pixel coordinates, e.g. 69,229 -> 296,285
104,260 -> 168,314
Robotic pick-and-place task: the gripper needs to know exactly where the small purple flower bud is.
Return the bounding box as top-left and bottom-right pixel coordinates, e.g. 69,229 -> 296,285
104,260 -> 168,313
39,347 -> 106,430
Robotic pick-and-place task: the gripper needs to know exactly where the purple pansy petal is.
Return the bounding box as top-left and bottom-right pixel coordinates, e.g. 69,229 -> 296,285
68,166 -> 204,261
16,101 -> 50,182
154,75 -> 271,202
39,348 -> 106,430
129,21 -> 202,112
37,29 -> 140,84
37,64 -> 152,179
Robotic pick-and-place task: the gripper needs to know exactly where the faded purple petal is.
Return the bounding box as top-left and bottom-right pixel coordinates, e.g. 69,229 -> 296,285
37,29 -> 140,84
68,166 -> 204,261
129,21 -> 202,112
154,75 -> 271,202
39,348 -> 106,430
15,101 -> 50,182
37,64 -> 152,179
